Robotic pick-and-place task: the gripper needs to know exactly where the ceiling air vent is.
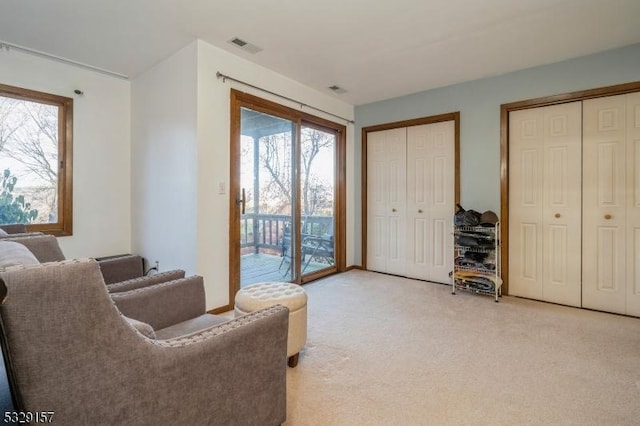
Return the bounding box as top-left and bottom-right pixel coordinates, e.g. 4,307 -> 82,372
328,85 -> 347,94
227,37 -> 262,54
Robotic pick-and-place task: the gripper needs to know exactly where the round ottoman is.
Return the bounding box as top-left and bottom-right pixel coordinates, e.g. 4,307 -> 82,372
235,282 -> 308,367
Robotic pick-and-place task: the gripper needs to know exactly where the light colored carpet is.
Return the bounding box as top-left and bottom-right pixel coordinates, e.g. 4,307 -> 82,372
285,270 -> 640,425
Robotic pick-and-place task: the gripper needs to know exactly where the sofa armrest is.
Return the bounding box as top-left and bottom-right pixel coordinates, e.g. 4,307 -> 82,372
110,276 -> 206,331
0,224 -> 27,234
148,305 -> 289,424
0,232 -> 44,240
97,255 -> 143,284
107,269 -> 186,293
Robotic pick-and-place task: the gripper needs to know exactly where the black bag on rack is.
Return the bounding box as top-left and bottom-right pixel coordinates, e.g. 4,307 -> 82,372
464,250 -> 488,262
454,204 -> 481,227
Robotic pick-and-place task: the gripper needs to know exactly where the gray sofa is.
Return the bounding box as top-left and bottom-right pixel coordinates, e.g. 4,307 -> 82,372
0,233 -> 144,284
0,224 -> 28,234
0,258 -> 289,425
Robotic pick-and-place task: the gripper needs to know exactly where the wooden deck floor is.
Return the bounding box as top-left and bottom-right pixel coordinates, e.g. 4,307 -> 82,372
241,254 -> 291,287
240,253 -> 333,287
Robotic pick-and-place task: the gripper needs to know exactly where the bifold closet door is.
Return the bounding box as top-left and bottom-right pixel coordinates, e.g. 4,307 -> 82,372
582,92 -> 640,316
367,121 -> 454,281
509,102 -> 582,306
367,128 -> 407,276
405,121 -> 454,283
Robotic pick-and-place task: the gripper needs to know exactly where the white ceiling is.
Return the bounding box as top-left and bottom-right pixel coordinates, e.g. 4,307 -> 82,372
2,0 -> 640,105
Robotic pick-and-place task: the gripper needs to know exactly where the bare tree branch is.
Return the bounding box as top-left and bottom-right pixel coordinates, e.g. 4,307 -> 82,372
249,127 -> 334,220
2,99 -> 58,185
0,98 -> 23,152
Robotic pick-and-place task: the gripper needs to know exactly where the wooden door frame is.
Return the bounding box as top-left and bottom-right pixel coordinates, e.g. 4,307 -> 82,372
361,112 -> 461,270
224,89 -> 347,313
499,80 -> 640,295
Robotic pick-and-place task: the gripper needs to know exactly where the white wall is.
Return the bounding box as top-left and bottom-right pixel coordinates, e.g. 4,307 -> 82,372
132,39 -> 354,310
0,49 -> 131,258
131,42 -> 199,274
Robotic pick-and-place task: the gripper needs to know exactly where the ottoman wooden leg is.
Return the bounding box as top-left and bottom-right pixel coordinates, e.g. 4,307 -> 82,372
287,353 -> 300,368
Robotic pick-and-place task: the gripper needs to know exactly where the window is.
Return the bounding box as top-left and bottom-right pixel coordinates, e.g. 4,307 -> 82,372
0,84 -> 73,235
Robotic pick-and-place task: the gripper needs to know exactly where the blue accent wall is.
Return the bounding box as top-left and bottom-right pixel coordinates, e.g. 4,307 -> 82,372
353,43 -> 640,264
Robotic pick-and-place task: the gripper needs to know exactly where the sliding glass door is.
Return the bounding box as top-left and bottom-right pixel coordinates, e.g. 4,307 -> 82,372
299,125 -> 336,275
230,90 -> 345,296
239,108 -> 296,286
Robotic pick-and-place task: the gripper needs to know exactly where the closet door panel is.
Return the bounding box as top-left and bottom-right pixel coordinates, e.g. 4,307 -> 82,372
509,102 -> 581,304
406,121 -> 454,283
519,223 -> 540,283
626,92 -> 640,316
428,123 -> 454,284
541,102 -> 582,306
432,218 -> 447,273
369,214 -> 387,272
428,122 -> 454,283
367,132 -> 388,272
406,130 -> 429,279
367,128 -> 407,275
583,95 -> 627,314
386,129 -> 407,276
387,214 -> 404,275
509,108 -> 544,299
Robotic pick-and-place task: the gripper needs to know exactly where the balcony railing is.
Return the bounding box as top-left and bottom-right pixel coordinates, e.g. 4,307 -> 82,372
240,213 -> 333,254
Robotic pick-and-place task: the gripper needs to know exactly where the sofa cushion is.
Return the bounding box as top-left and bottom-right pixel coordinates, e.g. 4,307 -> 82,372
0,241 -> 40,270
154,314 -> 227,340
0,228 -> 7,236
123,316 -> 156,339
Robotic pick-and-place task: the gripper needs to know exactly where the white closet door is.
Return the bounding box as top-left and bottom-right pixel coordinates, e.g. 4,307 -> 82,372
541,102 -> 582,306
366,128 -> 407,275
626,92 -> 640,316
583,95 -> 627,314
406,121 -> 454,283
509,102 -> 582,306
509,107 -> 544,299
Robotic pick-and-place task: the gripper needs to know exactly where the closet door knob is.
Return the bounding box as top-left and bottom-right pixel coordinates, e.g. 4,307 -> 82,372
554,213 -> 561,218
604,214 -> 612,220
392,208 -> 397,212
418,209 -> 423,213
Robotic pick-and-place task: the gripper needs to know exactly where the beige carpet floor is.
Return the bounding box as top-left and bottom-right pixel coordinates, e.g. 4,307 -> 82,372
284,270 -> 640,425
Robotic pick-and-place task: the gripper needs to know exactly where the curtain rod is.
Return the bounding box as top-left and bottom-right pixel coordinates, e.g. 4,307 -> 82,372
0,40 -> 129,80
216,71 -> 354,124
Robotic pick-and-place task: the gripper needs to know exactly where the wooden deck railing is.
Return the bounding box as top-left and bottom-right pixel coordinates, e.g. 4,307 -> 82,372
240,213 -> 333,253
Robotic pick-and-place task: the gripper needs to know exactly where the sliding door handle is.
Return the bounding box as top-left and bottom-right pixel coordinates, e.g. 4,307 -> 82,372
237,188 -> 246,215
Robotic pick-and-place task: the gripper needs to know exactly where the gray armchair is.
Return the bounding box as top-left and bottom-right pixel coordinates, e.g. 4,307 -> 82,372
0,259 -> 288,425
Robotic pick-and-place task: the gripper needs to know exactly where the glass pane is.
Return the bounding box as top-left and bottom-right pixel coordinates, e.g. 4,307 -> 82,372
300,126 -> 336,275
0,96 -> 59,225
240,108 -> 295,286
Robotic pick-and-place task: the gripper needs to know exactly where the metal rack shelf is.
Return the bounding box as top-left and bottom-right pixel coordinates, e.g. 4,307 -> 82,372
452,222 -> 502,302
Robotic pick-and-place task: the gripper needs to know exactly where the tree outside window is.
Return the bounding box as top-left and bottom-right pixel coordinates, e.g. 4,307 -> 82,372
0,84 -> 73,235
